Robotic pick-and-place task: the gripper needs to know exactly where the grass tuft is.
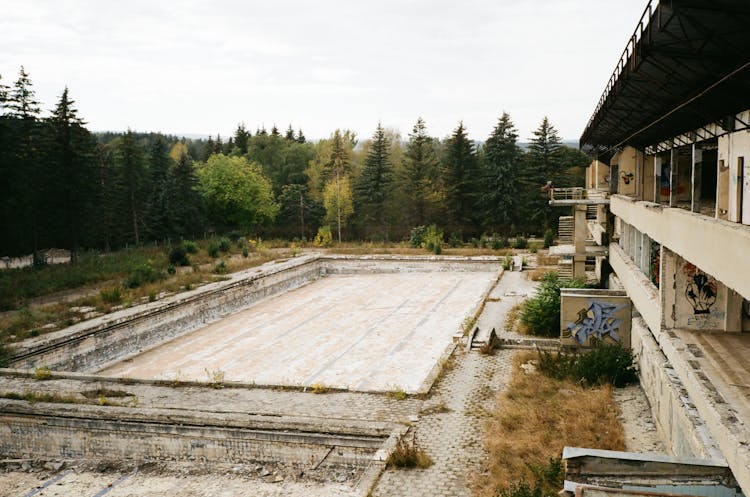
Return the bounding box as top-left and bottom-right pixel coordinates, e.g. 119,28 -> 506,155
386,432 -> 433,469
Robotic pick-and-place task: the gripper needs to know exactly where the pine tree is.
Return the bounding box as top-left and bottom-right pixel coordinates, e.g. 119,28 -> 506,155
166,152 -> 204,238
524,116 -> 564,228
145,135 -> 172,239
355,123 -> 393,229
285,125 -> 295,141
296,128 -> 306,143
47,87 -> 96,259
271,125 -> 280,137
402,118 -> 439,226
203,136 -> 215,161
479,112 -> 522,230
234,123 -> 249,154
7,67 -> 43,252
442,121 -> 478,231
117,130 -> 147,245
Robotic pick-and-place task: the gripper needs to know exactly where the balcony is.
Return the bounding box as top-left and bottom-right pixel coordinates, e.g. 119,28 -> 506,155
610,194 -> 750,300
548,187 -> 610,206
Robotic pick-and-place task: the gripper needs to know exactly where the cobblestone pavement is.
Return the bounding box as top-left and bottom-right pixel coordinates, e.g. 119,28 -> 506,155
372,348 -> 517,497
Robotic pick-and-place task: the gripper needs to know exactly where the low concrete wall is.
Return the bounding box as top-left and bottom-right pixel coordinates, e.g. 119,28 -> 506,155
0,400 -> 385,467
630,317 -> 721,459
9,255 -> 324,372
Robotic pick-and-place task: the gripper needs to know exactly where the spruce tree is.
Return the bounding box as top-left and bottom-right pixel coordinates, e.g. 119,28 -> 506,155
442,121 -> 478,231
146,135 -> 172,239
47,87 -> 96,259
402,118 -> 439,226
271,125 -> 280,137
524,116 -> 564,228
203,136 -> 215,161
166,152 -> 204,238
234,123 -> 249,154
355,123 -> 393,230
296,128 -> 306,143
8,67 -> 43,252
117,130 -> 147,245
285,125 -> 295,140
480,112 -> 522,230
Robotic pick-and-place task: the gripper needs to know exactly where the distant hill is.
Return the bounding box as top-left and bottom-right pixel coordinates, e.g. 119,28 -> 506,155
517,140 -> 579,151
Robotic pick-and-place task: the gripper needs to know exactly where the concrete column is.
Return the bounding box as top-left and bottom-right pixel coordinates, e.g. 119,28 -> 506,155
660,246 -> 676,330
724,288 -> 743,333
636,149 -> 644,200
573,204 -> 587,279
670,147 -> 679,207
691,144 -> 703,213
654,155 -> 662,203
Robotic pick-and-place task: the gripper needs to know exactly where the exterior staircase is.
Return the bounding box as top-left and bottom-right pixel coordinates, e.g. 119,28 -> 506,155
558,216 -> 574,244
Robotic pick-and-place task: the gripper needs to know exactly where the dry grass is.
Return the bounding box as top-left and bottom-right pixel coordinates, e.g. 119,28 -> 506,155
504,303 -> 523,333
527,268 -> 555,282
536,253 -> 560,266
386,432 -> 433,469
475,352 -> 625,496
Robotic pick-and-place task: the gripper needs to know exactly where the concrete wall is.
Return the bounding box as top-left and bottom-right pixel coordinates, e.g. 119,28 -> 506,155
630,317 -> 721,459
560,289 -> 631,348
610,195 -> 750,301
614,146 -> 640,196
717,127 -> 750,224
0,400 -> 383,467
609,244 -> 661,335
587,160 -> 610,190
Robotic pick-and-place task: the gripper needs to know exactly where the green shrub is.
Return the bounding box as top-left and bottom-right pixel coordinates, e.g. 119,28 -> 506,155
182,240 -> 198,254
543,229 -> 554,249
500,458 -> 564,497
519,272 -> 585,337
448,232 -> 462,248
226,230 -> 242,242
537,344 -> 638,387
99,286 -> 122,304
32,251 -> 48,269
166,263 -> 176,275
236,237 -> 247,249
213,260 -> 228,274
313,226 -> 333,247
513,236 -> 528,250
529,243 -> 538,254
207,241 -> 220,258
241,247 -> 249,258
410,226 -> 427,248
218,237 -> 232,252
423,225 -> 444,255
169,245 -> 189,266
125,263 -> 161,289
502,255 -> 513,271
491,234 -> 507,250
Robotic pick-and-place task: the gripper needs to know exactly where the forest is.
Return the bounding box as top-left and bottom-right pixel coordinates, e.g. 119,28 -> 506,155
0,66 -> 588,257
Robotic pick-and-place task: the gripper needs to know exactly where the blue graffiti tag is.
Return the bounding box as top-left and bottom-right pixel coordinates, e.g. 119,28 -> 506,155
566,300 -> 624,345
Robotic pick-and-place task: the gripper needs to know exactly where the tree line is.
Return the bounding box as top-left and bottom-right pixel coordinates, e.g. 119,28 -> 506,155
0,67 -> 588,257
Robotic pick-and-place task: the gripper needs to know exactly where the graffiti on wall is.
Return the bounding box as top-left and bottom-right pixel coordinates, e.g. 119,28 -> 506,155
683,263 -> 717,315
621,172 -> 634,185
565,300 -> 625,345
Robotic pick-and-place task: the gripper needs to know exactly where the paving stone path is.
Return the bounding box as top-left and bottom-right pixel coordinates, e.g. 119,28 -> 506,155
372,348 -> 517,497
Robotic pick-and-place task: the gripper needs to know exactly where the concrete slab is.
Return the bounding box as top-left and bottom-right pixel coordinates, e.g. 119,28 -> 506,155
98,272 -> 496,393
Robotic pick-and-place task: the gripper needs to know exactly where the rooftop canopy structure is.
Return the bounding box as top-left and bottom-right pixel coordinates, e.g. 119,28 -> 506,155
580,0 -> 750,156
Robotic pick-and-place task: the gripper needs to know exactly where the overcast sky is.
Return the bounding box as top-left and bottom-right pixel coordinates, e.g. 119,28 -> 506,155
2,0 -> 647,142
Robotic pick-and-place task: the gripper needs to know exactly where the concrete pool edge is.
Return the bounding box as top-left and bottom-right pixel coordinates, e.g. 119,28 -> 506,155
7,254 -> 504,378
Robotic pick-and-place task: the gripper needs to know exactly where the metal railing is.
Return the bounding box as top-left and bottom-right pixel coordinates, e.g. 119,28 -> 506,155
582,0 -> 659,136
549,187 -> 587,201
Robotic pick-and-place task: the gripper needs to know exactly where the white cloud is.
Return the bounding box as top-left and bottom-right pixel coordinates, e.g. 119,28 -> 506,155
1,0 -> 648,142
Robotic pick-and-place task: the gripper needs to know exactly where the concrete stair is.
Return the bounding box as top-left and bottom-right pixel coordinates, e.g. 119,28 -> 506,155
558,216 -> 574,244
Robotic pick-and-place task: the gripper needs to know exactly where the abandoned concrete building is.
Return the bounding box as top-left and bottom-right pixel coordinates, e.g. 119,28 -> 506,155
553,1 -> 750,495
